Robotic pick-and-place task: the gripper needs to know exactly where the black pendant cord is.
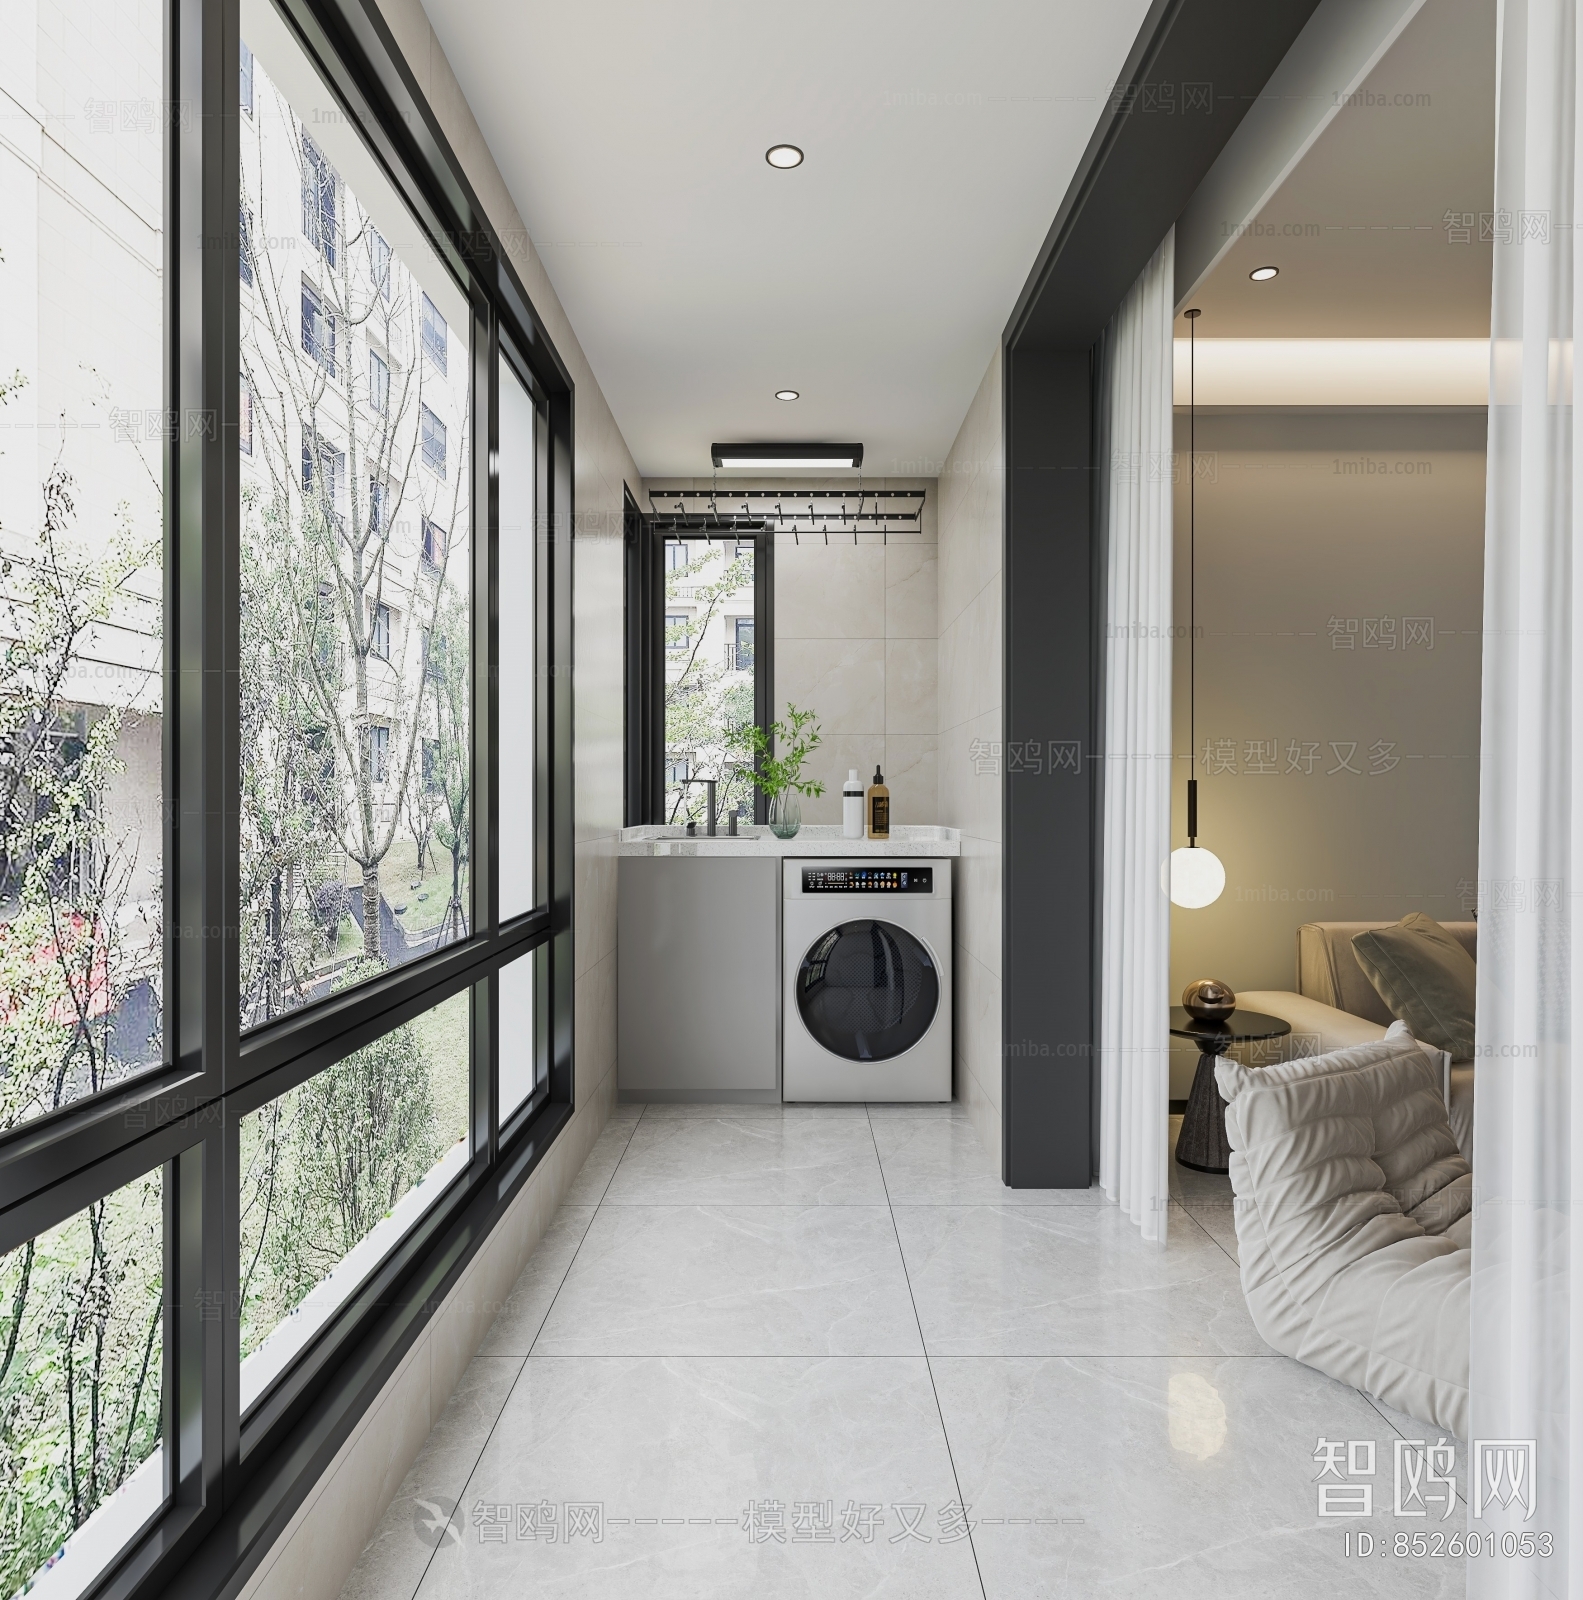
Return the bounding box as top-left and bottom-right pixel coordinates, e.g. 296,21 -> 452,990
1185,307 -> 1201,848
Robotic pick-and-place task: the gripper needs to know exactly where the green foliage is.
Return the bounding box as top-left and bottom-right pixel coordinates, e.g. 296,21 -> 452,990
0,468 -> 158,1131
238,481 -> 347,1022
238,963 -> 448,1360
738,704 -> 827,799
0,1174 -> 164,1600
0,314 -> 165,1600
662,545 -> 757,822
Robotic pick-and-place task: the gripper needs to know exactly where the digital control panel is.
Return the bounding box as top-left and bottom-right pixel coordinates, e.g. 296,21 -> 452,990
801,867 -> 933,894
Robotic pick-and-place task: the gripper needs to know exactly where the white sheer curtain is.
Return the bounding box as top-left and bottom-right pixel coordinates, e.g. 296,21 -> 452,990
1098,230 -> 1174,1243
1469,1 -> 1583,1591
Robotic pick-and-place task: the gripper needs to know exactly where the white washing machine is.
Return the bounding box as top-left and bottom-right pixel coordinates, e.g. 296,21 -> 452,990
782,858 -> 952,1102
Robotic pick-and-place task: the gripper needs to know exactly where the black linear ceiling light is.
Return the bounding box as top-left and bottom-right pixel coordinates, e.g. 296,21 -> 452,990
711,442 -> 864,470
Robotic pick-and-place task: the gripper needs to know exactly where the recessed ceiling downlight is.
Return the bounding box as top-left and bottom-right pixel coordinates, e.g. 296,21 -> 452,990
1249,265 -> 1279,281
775,390 -> 799,401
766,144 -> 804,169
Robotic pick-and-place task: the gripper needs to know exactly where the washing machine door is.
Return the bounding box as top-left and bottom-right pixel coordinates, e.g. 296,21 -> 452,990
796,919 -> 940,1062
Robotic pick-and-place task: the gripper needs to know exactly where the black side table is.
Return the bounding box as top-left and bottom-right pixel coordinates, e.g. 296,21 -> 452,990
1171,1007 -> 1291,1174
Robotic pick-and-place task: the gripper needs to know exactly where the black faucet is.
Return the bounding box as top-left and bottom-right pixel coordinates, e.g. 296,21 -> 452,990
680,777 -> 718,837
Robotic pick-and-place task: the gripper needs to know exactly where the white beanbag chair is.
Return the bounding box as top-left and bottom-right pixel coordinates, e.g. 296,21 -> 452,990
1216,1022 -> 1470,1437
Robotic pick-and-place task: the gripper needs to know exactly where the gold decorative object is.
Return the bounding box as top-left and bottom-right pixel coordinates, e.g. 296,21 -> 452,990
1182,978 -> 1236,1021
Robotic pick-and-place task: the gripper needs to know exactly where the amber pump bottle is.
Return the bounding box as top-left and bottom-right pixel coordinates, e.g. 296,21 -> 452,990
866,766 -> 890,840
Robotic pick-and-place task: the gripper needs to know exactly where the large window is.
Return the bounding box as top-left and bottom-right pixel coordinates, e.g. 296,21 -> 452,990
0,0 -> 572,1595
239,16 -> 473,1026
498,350 -> 537,921
663,539 -> 761,824
0,0 -> 166,1139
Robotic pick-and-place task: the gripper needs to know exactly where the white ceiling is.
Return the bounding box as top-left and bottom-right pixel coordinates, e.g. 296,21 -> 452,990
1180,0 -> 1496,338
420,0 -> 1152,478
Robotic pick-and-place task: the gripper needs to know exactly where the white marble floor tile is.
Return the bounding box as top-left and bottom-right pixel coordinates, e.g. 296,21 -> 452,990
601,1116 -> 889,1206
476,1206 -> 597,1357
532,1206 -> 923,1357
864,1101 -> 974,1118
932,1355 -> 1465,1599
636,1100 -> 870,1118
412,1356 -> 983,1600
1176,1197 -> 1242,1264
871,1116 -> 1108,1205
1167,1114 -> 1238,1204
892,1204 -> 1271,1357
561,1118 -> 641,1207
1364,1393 -> 1468,1501
341,1355 -> 522,1600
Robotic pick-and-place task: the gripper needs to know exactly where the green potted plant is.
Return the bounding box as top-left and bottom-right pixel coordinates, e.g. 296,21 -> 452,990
739,704 -> 825,838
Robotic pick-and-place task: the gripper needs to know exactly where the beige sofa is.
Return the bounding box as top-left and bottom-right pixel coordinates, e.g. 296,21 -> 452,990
1236,920 -> 1476,1161
1218,1025 -> 1471,1438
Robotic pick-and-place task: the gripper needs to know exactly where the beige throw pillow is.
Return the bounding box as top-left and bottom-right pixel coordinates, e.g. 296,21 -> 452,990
1351,912 -> 1476,1059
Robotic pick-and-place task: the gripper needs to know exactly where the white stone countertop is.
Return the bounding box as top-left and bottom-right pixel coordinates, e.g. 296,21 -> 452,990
617,824 -> 959,857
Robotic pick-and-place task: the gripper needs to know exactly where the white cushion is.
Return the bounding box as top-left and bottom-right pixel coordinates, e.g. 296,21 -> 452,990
1215,1022 -> 1470,1437
1238,989 -> 1473,1164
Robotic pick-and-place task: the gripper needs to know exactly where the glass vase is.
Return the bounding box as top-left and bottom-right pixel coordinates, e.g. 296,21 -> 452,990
767,791 -> 801,839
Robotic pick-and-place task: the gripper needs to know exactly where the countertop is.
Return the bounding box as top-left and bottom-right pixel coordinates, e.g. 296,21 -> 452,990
617,824 -> 959,857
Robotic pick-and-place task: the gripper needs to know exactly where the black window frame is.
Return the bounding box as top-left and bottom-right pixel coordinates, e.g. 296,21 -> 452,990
0,0 -> 577,1597
420,289 -> 448,373
627,519 -> 773,827
367,345 -> 389,414
419,401 -> 447,476
299,276 -> 336,374
299,131 -> 338,267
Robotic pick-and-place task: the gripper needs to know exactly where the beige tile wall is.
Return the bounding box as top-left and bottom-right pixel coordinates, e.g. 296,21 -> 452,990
936,347 -> 1004,1165
236,2 -> 637,1595
643,476 -> 939,828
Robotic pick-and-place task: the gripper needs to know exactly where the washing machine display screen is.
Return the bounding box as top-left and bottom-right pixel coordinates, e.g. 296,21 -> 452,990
801,867 -> 933,893
796,920 -> 940,1062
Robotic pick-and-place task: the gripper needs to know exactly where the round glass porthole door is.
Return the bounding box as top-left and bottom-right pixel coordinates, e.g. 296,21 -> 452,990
796,919 -> 939,1062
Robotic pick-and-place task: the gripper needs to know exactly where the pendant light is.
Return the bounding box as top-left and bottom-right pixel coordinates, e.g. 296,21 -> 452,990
1170,307 -> 1226,910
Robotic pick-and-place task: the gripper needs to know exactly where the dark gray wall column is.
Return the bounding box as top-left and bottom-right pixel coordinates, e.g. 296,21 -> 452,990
1002,349 -> 1096,1187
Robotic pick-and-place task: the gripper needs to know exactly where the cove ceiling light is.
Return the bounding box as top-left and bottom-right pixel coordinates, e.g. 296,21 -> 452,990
711,442 -> 863,470
766,144 -> 804,169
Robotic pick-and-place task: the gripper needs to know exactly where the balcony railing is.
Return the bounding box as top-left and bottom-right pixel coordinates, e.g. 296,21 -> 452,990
723,642 -> 753,672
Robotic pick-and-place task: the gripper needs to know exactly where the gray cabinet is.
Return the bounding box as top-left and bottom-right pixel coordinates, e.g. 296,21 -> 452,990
617,856 -> 780,1101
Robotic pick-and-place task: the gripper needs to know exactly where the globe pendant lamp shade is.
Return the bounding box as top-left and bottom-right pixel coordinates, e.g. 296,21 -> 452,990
1172,308 -> 1226,910
1170,844 -> 1226,909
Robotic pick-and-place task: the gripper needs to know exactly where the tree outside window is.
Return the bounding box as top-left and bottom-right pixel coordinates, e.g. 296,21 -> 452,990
238,39 -> 471,1025
663,540 -> 756,825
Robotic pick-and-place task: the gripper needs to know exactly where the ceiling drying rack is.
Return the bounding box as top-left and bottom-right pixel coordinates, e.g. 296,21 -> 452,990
646,485 -> 926,543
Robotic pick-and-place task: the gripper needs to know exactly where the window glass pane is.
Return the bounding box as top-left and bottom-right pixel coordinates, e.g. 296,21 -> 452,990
498,356 -> 536,919
1,1168 -> 165,1599
238,0 -> 472,1027
238,986 -> 470,1410
664,540 -> 756,825
498,946 -> 540,1120
0,0 -> 166,1133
